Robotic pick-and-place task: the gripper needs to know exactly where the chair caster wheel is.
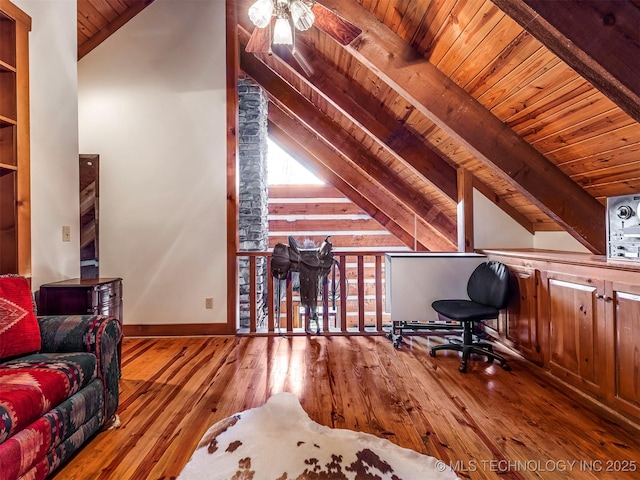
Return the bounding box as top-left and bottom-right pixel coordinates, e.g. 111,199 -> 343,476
502,363 -> 512,371
429,349 -> 436,357
458,363 -> 468,373
393,336 -> 402,349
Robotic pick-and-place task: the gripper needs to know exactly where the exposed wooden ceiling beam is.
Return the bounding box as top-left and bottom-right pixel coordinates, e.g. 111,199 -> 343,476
268,109 -> 450,251
491,0 -> 640,123
238,26 -> 457,201
320,0 -> 606,253
239,25 -> 535,234
240,48 -> 458,247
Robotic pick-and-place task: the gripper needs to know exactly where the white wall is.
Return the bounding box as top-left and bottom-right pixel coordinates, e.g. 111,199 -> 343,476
533,231 -> 589,252
473,188 -> 591,252
473,189 -> 533,249
78,0 -> 228,325
14,0 -> 80,288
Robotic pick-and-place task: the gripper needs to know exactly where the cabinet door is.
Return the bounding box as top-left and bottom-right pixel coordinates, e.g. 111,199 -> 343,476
544,272 -> 607,398
607,281 -> 640,420
504,266 -> 539,361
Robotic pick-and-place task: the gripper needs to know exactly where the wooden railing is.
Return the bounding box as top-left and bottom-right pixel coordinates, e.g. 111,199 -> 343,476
237,251 -> 391,335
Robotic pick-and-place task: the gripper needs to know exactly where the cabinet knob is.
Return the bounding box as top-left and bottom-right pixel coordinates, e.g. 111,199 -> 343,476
595,293 -> 604,299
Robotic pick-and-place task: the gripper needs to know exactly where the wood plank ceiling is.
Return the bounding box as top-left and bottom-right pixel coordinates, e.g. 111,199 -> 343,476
78,0 -> 640,254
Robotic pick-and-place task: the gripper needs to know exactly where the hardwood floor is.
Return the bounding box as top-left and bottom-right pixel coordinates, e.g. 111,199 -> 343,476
53,335 -> 640,480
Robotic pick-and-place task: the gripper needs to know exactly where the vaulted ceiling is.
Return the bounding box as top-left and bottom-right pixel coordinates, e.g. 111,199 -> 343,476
78,0 -> 640,254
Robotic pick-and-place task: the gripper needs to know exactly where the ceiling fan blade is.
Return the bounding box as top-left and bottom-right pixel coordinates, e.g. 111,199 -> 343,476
245,25 -> 272,53
311,3 -> 362,46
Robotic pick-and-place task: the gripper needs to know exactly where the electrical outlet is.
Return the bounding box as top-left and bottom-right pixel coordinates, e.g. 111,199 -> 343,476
62,226 -> 71,242
205,297 -> 213,309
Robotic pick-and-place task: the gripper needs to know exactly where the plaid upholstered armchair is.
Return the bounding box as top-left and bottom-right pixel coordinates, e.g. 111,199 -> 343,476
0,275 -> 122,480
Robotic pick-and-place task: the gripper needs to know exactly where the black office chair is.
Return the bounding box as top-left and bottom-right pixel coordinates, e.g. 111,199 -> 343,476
429,261 -> 511,373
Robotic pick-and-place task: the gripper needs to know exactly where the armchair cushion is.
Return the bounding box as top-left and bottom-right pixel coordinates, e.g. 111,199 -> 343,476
0,352 -> 98,443
0,275 -> 41,361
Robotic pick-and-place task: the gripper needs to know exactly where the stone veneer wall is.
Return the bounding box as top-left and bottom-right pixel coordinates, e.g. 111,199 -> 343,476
238,77 -> 269,329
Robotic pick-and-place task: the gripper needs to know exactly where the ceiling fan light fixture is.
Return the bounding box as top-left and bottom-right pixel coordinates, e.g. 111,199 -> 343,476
290,1 -> 314,31
273,17 -> 293,45
248,0 -> 274,29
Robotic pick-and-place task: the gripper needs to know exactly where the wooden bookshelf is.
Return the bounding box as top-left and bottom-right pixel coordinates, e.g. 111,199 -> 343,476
0,0 -> 30,276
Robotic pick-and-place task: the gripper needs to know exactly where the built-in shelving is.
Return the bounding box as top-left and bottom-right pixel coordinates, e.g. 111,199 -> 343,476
0,0 -> 31,276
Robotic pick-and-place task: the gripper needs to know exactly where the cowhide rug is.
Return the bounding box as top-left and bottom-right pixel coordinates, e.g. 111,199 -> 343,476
177,392 -> 459,480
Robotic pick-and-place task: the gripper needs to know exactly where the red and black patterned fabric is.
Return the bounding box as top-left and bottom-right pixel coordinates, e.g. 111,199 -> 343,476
0,352 -> 97,442
0,275 -> 41,361
0,276 -> 122,480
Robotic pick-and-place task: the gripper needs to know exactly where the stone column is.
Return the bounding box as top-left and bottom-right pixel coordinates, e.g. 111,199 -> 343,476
238,76 -> 269,329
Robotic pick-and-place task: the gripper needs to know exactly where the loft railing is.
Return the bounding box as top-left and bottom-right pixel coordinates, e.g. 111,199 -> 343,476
237,251 -> 390,335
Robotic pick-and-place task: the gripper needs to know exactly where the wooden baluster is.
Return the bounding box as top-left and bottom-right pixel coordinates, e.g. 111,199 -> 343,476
375,254 -> 383,332
358,255 -> 365,332
267,255 -> 274,333
339,254 -> 347,332
322,280 -> 329,332
249,255 -> 257,333
286,278 -> 293,332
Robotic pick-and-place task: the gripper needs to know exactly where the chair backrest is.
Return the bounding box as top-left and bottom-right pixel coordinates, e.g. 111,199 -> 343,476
466,261 -> 510,309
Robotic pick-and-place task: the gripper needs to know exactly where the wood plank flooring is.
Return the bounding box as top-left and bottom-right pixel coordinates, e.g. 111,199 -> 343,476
52,335 -> 640,480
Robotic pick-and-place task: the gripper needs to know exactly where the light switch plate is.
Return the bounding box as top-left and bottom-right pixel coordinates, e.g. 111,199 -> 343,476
62,226 -> 71,242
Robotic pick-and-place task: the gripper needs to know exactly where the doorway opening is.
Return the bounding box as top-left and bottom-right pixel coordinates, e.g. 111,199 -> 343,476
80,154 -> 99,278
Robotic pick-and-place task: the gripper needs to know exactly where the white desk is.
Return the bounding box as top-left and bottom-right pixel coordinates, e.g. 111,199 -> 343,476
385,252 -> 486,322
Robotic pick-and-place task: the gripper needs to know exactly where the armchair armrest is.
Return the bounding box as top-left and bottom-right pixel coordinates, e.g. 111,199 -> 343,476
38,315 -> 122,419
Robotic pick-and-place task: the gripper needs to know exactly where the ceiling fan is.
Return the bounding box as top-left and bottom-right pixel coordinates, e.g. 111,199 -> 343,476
245,0 -> 362,57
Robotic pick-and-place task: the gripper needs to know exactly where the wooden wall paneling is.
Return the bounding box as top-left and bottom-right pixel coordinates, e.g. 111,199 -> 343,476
506,78 -> 595,131
320,0 -> 607,252
517,93 -> 615,146
451,15 -> 525,89
427,0 -> 485,67
463,31 -> 541,98
560,144 -> 640,177
435,1 -> 505,77
488,61 -> 576,119
531,110 -> 634,155
491,0 -> 640,123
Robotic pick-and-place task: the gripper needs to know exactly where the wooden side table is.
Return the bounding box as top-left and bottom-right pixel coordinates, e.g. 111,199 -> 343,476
38,277 -> 123,320
38,277 -> 123,370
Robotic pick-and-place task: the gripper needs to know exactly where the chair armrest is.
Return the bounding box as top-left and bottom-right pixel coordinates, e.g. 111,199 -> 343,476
38,315 -> 122,419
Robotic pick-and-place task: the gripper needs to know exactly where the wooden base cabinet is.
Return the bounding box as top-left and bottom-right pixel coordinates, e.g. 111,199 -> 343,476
540,271 -> 608,400
503,265 -> 539,362
484,249 -> 640,425
484,264 -> 540,363
606,281 -> 640,421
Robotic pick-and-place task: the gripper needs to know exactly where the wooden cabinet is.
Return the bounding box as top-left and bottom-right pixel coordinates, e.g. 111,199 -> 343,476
503,265 -> 539,362
540,270 -> 608,399
38,278 -> 123,323
0,0 -> 30,276
482,263 -> 540,362
605,280 -> 640,421
484,249 -> 640,424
